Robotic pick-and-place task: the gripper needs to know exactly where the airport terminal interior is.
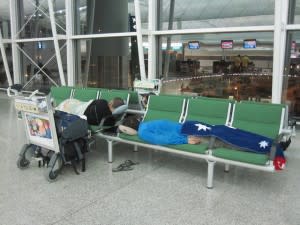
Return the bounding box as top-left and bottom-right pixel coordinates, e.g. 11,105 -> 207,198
1,0 -> 300,224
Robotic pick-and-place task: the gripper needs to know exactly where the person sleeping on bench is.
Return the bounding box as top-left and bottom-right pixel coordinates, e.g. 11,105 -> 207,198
119,119 -> 202,145
120,119 -> 286,170
56,97 -> 126,126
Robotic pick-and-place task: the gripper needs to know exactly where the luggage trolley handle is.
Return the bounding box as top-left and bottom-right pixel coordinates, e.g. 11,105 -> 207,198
7,84 -> 23,97
11,86 -> 51,115
28,90 -> 40,99
7,84 -> 45,100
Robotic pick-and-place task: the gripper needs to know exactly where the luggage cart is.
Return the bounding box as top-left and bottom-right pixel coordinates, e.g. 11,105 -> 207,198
8,87 -> 63,182
133,79 -> 162,109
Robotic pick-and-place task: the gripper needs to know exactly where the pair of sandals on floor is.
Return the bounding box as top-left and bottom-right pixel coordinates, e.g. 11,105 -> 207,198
112,160 -> 139,172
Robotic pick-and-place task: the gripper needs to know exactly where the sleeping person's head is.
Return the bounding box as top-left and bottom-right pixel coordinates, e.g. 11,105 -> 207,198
108,97 -> 125,112
118,115 -> 141,135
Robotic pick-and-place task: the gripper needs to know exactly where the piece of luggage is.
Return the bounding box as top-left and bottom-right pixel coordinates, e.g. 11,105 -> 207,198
61,138 -> 88,174
54,110 -> 89,174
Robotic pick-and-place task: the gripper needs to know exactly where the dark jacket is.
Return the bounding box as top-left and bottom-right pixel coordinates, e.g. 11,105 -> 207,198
83,99 -> 112,125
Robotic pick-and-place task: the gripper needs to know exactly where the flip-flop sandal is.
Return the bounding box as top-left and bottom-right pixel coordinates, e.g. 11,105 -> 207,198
112,163 -> 134,172
124,160 -> 139,167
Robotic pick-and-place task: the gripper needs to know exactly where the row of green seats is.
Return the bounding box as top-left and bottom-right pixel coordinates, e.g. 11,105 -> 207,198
50,86 -> 138,107
115,94 -> 287,188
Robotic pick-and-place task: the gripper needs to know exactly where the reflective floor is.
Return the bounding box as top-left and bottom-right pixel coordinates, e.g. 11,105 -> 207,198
0,92 -> 300,225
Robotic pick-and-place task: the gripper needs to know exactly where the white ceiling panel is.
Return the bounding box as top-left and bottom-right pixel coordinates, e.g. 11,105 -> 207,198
159,0 -> 275,22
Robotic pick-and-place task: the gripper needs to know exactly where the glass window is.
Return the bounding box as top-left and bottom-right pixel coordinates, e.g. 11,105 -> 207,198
74,0 -> 132,35
158,32 -> 274,102
130,0 -> 148,30
158,0 -> 275,30
0,2 -> 11,39
288,0 -> 300,24
19,0 -> 66,39
282,31 -> 300,119
54,0 -> 66,34
75,37 -> 139,89
0,44 -> 12,88
20,40 -> 67,91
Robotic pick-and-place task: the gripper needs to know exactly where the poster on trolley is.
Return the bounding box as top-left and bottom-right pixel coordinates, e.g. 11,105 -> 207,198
24,112 -> 55,149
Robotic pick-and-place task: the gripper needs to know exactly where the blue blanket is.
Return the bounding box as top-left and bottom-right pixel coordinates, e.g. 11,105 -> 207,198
138,120 -> 188,145
138,120 -> 285,169
138,120 -> 284,157
181,121 -> 277,154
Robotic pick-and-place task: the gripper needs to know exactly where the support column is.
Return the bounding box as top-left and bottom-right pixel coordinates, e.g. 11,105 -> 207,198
134,0 -> 146,80
148,0 -> 157,79
272,0 -> 289,103
83,0 -> 95,87
48,0 -> 66,86
90,0 -> 128,88
10,0 -> 22,84
163,0 -> 175,79
65,0 -> 75,86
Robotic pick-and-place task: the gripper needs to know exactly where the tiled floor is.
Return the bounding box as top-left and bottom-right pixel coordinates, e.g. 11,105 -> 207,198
0,93 -> 299,225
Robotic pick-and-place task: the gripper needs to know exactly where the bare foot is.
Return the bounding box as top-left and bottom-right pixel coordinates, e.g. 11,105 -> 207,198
188,136 -> 201,144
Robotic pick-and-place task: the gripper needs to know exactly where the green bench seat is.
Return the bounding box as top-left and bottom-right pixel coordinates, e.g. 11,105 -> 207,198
51,86 -> 289,189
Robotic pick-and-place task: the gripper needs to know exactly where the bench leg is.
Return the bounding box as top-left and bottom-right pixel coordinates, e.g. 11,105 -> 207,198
133,145 -> 138,152
207,160 -> 216,189
107,140 -> 113,163
224,164 -> 230,172
88,136 -> 96,151
292,125 -> 296,137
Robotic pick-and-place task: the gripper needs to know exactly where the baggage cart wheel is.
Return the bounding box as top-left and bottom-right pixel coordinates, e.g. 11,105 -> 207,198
16,144 -> 36,169
45,152 -> 62,182
47,170 -> 58,181
17,156 -> 30,169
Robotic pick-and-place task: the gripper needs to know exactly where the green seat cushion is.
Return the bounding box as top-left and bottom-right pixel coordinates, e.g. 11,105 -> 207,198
128,91 -> 140,105
144,95 -> 185,122
212,147 -> 269,165
50,86 -> 73,106
89,125 -> 100,133
73,88 -> 98,101
143,110 -> 182,122
232,102 -> 283,139
100,91 -> 129,103
185,98 -> 231,125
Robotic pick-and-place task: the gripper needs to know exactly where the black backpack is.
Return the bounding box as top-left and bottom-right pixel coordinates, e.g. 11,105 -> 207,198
54,110 -> 89,174
61,138 -> 88,174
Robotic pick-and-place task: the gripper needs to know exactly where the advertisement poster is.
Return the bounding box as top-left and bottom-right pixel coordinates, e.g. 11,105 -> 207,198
24,112 -> 55,149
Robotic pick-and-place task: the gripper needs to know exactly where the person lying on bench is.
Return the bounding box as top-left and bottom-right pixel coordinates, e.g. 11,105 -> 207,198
119,119 -> 201,145
138,120 -> 201,145
56,97 -> 125,126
